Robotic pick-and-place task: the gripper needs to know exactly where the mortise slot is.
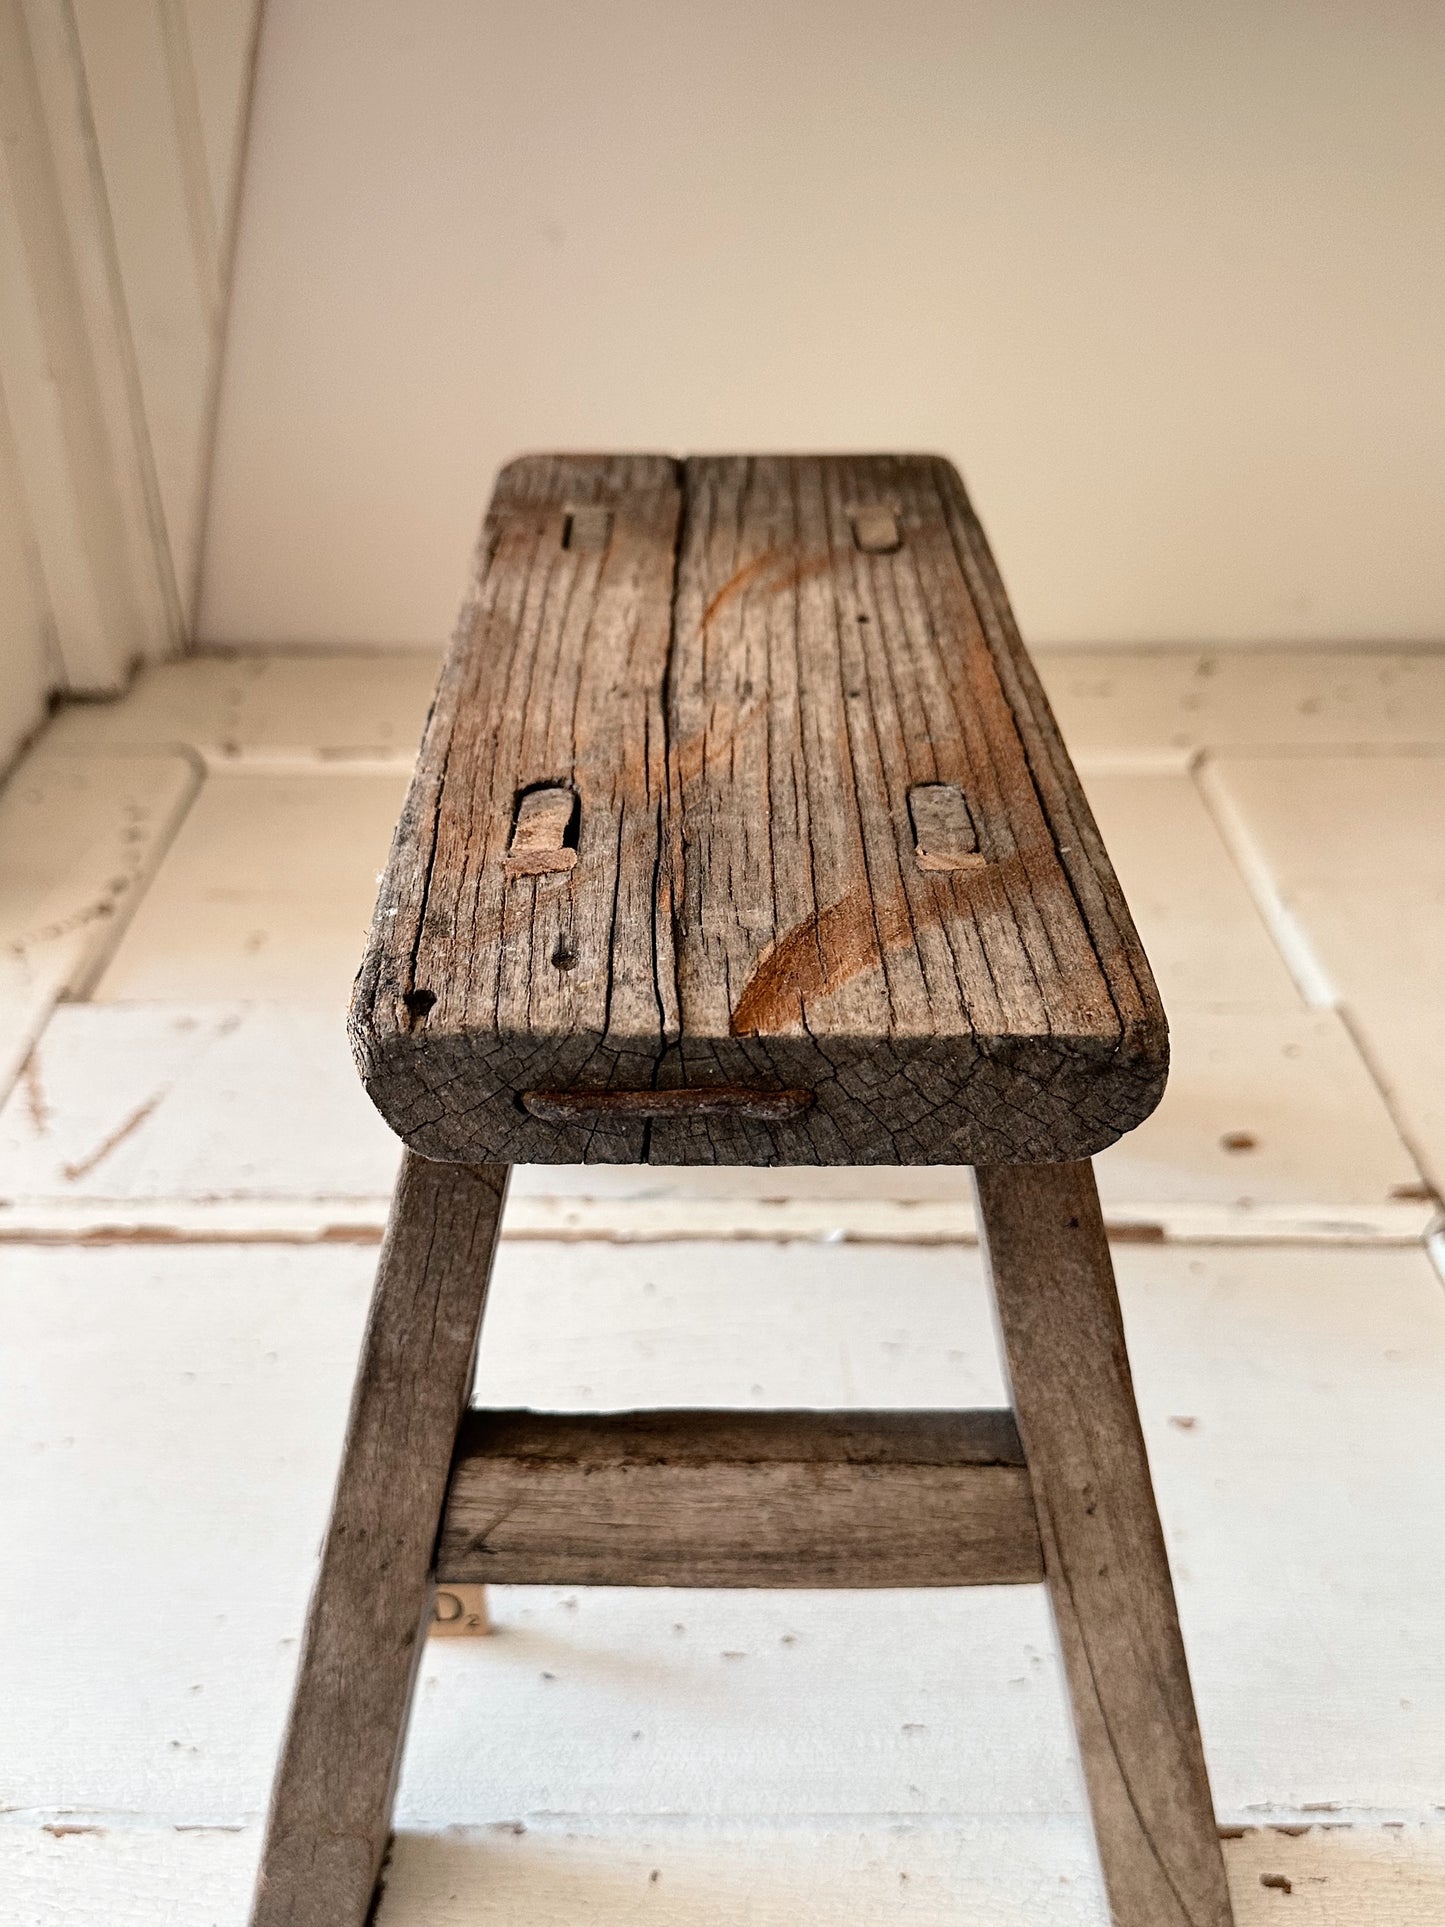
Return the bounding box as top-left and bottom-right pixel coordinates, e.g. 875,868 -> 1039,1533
851,507 -> 902,554
909,783 -> 987,873
562,506 -> 613,552
504,784 -> 579,876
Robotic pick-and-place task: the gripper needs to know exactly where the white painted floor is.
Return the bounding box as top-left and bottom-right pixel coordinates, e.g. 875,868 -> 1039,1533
2,646 -> 1443,1924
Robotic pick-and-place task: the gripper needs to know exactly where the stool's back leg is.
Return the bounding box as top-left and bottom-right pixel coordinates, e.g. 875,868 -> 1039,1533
973,1161 -> 1234,1927
250,1155 -> 510,1927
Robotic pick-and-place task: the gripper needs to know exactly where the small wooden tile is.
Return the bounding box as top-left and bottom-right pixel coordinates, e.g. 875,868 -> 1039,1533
430,1584 -> 492,1638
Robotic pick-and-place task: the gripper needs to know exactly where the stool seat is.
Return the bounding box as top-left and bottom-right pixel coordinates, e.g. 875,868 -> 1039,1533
351,453 -> 1167,1165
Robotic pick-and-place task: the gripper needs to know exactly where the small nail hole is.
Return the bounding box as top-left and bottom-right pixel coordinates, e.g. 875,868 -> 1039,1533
1221,1131 -> 1257,1152
551,938 -> 577,972
403,988 -> 437,1020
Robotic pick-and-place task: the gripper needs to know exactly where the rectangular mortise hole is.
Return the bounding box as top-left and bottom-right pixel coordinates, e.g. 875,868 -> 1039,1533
908,783 -> 986,873
851,507 -> 902,554
504,783 -> 579,875
562,506 -> 613,552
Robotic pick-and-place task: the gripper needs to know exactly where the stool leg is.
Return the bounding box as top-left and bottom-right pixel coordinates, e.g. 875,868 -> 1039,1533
249,1154 -> 510,1927
973,1160 -> 1234,1927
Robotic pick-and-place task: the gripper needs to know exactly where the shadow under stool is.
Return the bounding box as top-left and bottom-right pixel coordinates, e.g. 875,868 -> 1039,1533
250,453 -> 1234,1927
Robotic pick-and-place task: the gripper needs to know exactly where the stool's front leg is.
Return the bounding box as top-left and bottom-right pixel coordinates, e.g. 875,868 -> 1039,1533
973,1160 -> 1234,1927
250,1155 -> 510,1927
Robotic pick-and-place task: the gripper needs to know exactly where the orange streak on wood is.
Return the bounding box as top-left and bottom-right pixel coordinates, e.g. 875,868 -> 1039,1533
730,866 -> 991,1036
730,890 -> 860,1035
700,548 -> 833,632
730,886 -> 884,1034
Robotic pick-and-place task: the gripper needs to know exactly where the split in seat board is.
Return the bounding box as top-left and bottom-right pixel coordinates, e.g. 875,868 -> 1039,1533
350,454 -> 1166,1165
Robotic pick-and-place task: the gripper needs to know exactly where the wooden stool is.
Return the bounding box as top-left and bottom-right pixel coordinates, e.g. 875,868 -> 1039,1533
251,456 -> 1234,1927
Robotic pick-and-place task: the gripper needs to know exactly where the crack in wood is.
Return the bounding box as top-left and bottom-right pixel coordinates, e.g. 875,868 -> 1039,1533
351,455 -> 1167,1165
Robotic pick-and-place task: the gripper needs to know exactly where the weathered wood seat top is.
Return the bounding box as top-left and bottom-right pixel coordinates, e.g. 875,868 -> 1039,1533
351,453 -> 1166,1166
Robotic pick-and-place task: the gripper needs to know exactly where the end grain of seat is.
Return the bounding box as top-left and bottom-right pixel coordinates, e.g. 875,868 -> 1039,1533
350,454 -> 1167,1165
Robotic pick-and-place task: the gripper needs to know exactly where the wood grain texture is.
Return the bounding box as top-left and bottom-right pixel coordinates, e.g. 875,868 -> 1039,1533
351,454 -> 1167,1165
249,1154 -> 508,1927
437,1407 -> 1042,1587
351,455 -> 680,1166
973,1159 -> 1234,1927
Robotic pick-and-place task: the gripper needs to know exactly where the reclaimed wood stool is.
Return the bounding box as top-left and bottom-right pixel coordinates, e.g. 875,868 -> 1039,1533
251,455 -> 1233,1927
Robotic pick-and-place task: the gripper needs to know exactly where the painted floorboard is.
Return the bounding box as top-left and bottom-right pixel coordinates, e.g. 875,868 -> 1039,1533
92,769 -> 409,1004
42,650 -> 441,762
1203,752 -> 1445,1188
0,1003 -> 1426,1241
4,647 -> 1443,1924
0,752 -> 198,1096
4,1820 -> 1443,1927
1080,774 -> 1303,1011
39,648 -> 1445,765
4,1241 -> 1442,1832
1038,650 -> 1445,757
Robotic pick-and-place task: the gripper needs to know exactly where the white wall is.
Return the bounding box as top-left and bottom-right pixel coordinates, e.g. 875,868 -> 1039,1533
203,0 -> 1445,651
0,0 -> 260,771
0,380 -> 55,768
